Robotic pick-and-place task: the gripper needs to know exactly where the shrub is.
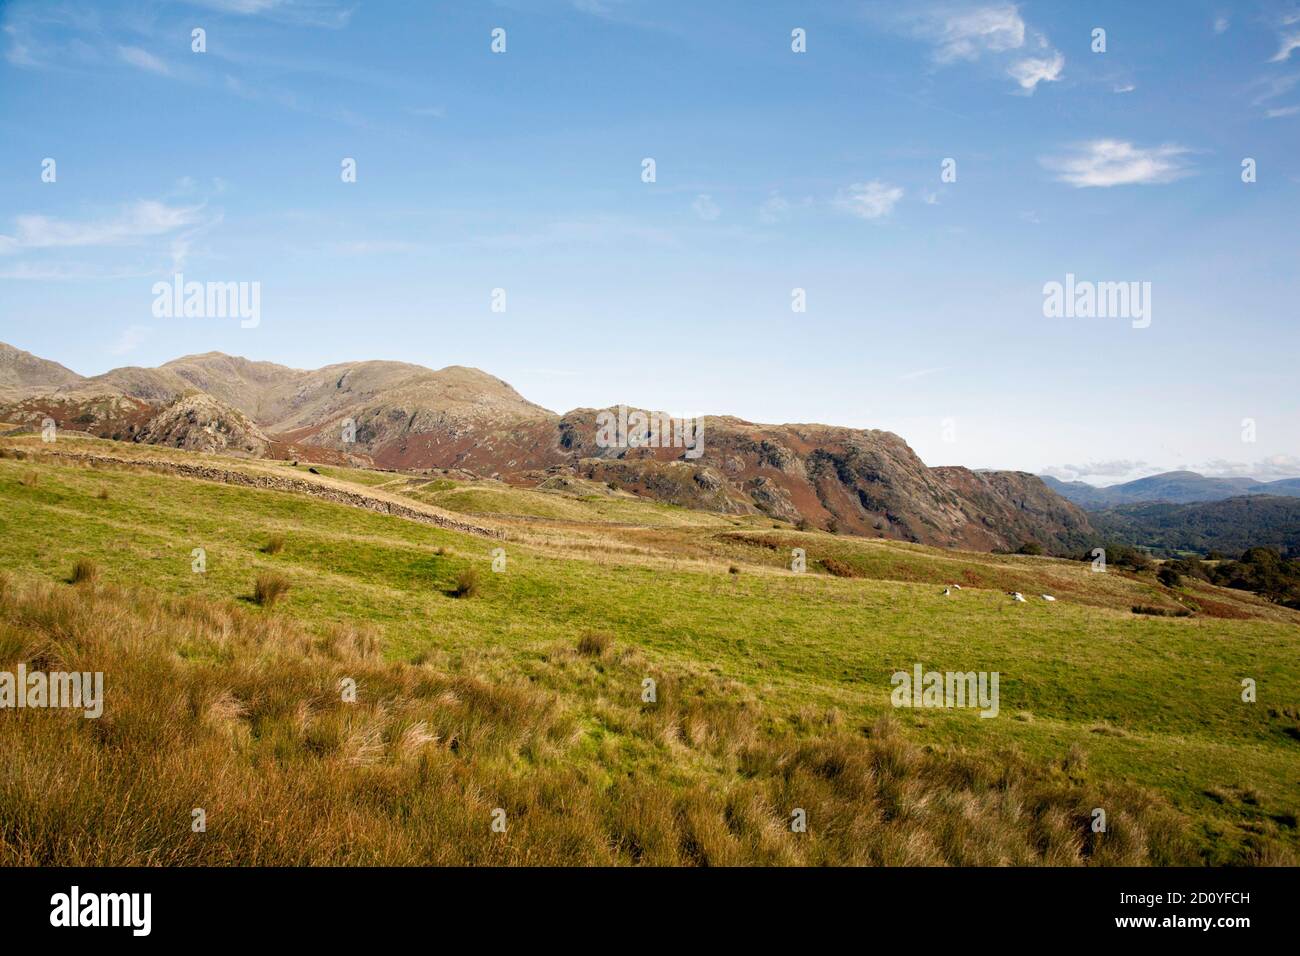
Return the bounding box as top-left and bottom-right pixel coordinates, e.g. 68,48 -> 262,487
1017,541 -> 1044,556
1206,547 -> 1300,607
1116,547 -> 1152,572
1165,556 -> 1210,582
451,568 -> 479,599
1156,566 -> 1182,588
70,559 -> 98,585
576,632 -> 611,657
261,535 -> 285,555
728,565 -> 740,575
254,572 -> 291,608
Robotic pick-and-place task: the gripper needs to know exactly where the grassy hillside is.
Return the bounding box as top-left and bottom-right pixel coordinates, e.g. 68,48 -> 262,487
1,435 -> 1297,865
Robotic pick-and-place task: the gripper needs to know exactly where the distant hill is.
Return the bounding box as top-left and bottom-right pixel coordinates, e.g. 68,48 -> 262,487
1042,470 -> 1300,508
0,342 -> 83,399
0,340 -> 1093,554
1090,495 -> 1300,557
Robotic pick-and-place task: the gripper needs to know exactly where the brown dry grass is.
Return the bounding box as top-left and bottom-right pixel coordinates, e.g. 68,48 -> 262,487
253,571 -> 291,608
451,568 -> 479,599
576,632 -> 611,657
821,557 -> 863,579
69,559 -> 98,585
0,574 -> 1209,866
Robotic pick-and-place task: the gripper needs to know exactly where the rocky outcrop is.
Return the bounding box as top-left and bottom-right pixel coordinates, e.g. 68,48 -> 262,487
135,393 -> 271,457
0,393 -> 156,441
932,466 -> 1094,554
548,410 -> 1093,553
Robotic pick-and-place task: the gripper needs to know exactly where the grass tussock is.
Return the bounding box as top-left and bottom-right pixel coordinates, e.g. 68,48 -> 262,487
451,567 -> 479,599
576,631 -> 612,657
261,534 -> 286,555
95,487 -> 110,500
0,573 -> 1246,867
69,559 -> 98,585
253,571 -> 291,608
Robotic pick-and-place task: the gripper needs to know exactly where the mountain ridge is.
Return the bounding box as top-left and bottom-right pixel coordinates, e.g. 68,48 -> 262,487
1042,471 -> 1300,508
0,341 -> 1093,553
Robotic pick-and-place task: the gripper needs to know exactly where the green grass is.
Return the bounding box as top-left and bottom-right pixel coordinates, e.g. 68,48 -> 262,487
292,463 -> 403,488
404,480 -> 751,528
1,441 -> 1297,863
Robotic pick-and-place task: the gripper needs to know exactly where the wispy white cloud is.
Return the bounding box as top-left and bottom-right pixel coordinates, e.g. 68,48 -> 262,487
1213,16 -> 1230,35
3,1 -> 363,131
931,4 -> 1025,63
1040,460 -> 1157,484
893,3 -> 1063,93
109,324 -> 151,357
571,0 -> 626,16
0,201 -> 205,255
1201,455 -> 1300,480
1247,72 -> 1299,119
757,192 -> 814,224
3,23 -> 40,67
1044,456 -> 1300,484
691,194 -> 720,222
1042,140 -> 1193,188
1112,82 -> 1136,94
1270,13 -> 1300,62
759,194 -> 790,223
183,0 -> 354,29
117,45 -> 170,75
0,261 -> 157,281
1007,50 -> 1063,92
835,181 -> 904,220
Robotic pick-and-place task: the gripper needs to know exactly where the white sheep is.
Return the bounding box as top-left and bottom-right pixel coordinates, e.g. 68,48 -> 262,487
1011,592 -> 1026,602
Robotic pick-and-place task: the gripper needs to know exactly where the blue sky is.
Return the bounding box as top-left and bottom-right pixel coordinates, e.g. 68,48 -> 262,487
1,0 -> 1297,484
